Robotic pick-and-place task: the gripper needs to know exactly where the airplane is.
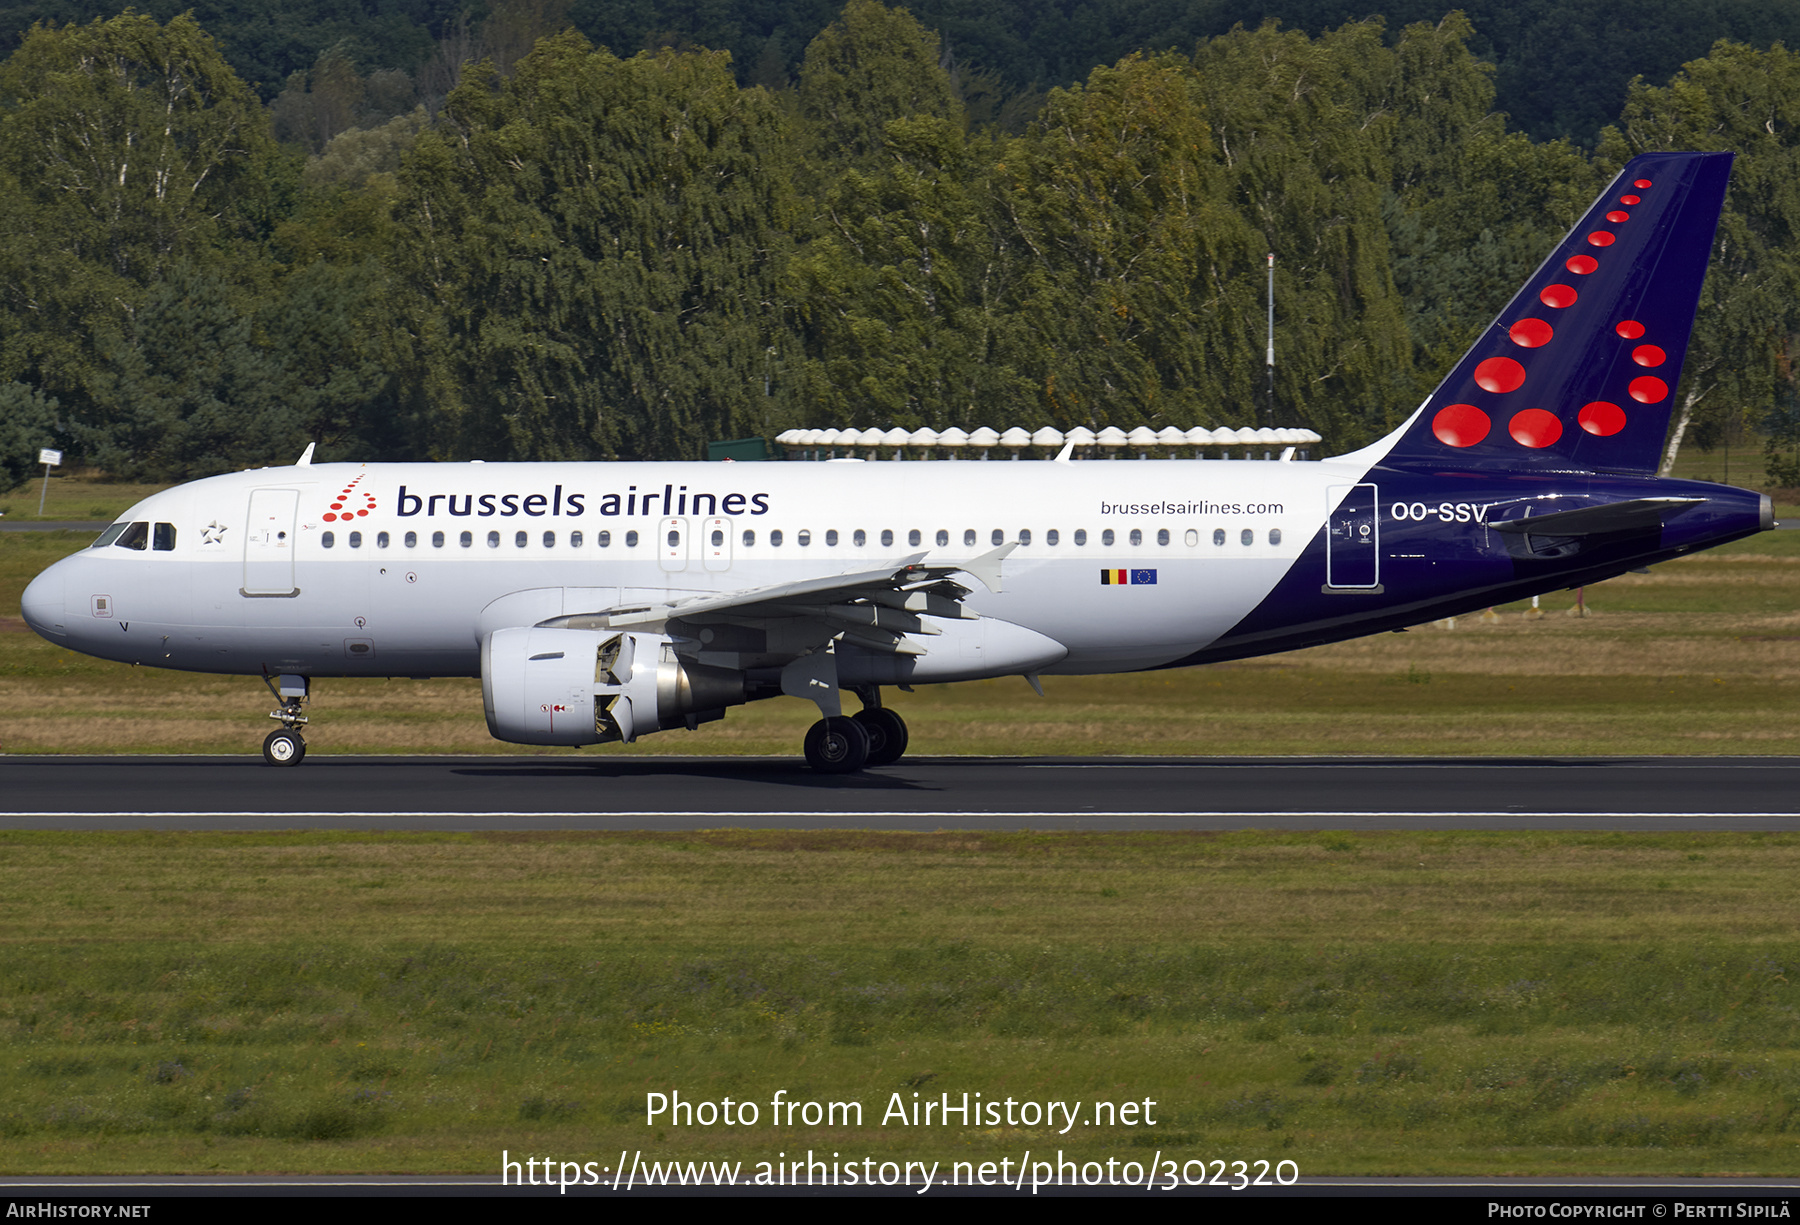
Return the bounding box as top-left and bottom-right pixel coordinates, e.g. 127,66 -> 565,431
19,150 -> 1770,772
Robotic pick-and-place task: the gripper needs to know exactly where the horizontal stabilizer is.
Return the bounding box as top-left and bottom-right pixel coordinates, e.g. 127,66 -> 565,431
1492,497 -> 1703,537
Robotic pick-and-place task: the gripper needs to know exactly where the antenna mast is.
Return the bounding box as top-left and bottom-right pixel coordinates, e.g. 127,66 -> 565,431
1265,252 -> 1276,427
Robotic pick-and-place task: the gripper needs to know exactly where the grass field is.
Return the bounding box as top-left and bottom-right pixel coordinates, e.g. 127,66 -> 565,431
3,829 -> 1799,1176
4,471 -> 1800,1178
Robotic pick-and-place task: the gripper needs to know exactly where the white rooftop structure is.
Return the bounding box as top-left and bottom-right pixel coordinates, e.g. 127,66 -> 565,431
774,425 -> 1322,459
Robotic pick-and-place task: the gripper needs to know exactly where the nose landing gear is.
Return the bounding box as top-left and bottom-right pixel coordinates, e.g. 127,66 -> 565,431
261,673 -> 310,766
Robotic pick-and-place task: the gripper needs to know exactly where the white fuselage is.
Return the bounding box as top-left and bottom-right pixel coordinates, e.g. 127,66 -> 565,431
21,455 -> 1375,681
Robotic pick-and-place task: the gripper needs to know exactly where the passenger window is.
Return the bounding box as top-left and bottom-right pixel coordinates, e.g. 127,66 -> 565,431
405,531 -> 418,548
1047,529 -> 1059,546
880,529 -> 893,547
666,528 -> 679,548
825,529 -> 838,546
543,531 -> 555,547
1129,529 -> 1143,547
348,531 -> 362,548
710,528 -> 723,547
1156,528 -> 1169,546
516,531 -> 527,548
432,531 -> 445,548
625,530 -> 639,547
598,531 -> 611,548
377,531 -> 390,548
853,529 -> 866,547
570,531 -> 583,547
115,521 -> 149,551
1184,529 -> 1198,547
1270,528 -> 1282,546
770,530 -> 783,547
487,531 -> 500,548
742,529 -> 755,546
1102,529 -> 1115,547
322,532 -> 336,549
909,529 -> 922,547
1074,529 -> 1087,546
1213,529 -> 1226,546
461,531 -> 474,548
935,530 -> 948,547
1241,529 -> 1254,546
798,530 -> 811,546
1019,529 -> 1032,546
964,529 -> 976,547
152,522 -> 176,551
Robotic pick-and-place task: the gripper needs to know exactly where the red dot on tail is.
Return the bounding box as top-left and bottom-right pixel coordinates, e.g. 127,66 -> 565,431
1620,194 -> 1640,205
1632,345 -> 1666,367
1474,357 -> 1526,393
1606,210 -> 1629,223
1587,231 -> 1616,247
1615,320 -> 1645,339
1578,402 -> 1627,436
1509,409 -> 1563,449
1634,178 -> 1652,188
1629,377 -> 1669,403
1432,404 -> 1490,447
1566,255 -> 1598,275
1540,284 -> 1578,308
1510,319 -> 1554,348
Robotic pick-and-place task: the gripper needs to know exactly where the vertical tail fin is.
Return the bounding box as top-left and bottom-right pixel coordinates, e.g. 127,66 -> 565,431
1375,151 -> 1732,475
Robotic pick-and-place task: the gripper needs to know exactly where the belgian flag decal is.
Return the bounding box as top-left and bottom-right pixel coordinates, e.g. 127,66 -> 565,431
1101,569 -> 1158,585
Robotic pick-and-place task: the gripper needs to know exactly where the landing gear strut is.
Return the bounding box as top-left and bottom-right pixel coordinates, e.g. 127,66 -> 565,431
261,673 -> 309,767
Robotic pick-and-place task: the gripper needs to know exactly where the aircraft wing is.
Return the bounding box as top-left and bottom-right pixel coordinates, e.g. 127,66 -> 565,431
537,543 -> 1017,658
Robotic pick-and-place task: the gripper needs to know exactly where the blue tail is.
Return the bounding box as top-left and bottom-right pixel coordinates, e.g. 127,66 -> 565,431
1378,151 -> 1732,476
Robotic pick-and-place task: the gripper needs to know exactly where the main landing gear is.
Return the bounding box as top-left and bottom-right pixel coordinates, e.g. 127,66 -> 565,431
801,688 -> 909,774
261,673 -> 309,767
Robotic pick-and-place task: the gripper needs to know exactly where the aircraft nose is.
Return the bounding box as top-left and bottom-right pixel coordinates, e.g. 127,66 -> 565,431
20,563 -> 66,638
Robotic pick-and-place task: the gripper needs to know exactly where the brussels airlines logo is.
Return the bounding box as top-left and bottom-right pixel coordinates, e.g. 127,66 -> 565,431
393,483 -> 771,519
323,475 -> 377,523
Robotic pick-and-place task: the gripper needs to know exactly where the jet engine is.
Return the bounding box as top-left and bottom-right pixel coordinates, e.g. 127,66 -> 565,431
481,627 -> 745,746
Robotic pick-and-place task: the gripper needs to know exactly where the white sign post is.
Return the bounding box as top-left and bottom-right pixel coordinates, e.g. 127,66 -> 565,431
37,448 -> 60,517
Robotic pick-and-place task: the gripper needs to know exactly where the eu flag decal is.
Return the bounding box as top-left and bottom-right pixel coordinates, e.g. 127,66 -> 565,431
1100,569 -> 1157,585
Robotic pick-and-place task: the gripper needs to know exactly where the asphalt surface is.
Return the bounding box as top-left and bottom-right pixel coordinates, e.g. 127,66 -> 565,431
5,754 -> 1800,830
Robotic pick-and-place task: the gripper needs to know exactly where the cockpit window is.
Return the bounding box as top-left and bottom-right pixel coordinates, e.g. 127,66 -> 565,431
113,521 -> 149,551
152,523 -> 176,551
92,523 -> 127,548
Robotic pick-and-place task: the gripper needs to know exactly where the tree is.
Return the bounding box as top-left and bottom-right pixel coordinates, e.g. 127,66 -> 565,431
797,0 -> 959,174
992,53 -> 1260,431
1189,22 -> 1412,446
0,12 -> 284,466
395,35 -> 799,460
1605,41 -> 1800,474
0,382 -> 59,493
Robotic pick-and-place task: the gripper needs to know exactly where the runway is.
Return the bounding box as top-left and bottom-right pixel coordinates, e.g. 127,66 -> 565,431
5,754 -> 1800,830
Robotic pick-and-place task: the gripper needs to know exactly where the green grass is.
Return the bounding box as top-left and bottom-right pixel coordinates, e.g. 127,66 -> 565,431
2,830 -> 1798,1174
0,470 -> 167,523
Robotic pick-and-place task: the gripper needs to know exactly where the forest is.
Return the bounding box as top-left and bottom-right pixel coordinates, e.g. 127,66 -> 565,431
1,0 -> 1798,485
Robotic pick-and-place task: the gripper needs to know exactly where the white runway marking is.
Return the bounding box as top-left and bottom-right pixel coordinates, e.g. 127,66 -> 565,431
3,810 -> 1795,819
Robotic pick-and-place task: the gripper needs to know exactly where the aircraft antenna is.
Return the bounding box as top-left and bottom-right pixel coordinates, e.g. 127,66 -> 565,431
1266,252 -> 1276,427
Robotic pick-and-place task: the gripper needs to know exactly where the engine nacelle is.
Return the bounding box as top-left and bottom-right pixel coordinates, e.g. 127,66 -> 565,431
481,627 -> 745,746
